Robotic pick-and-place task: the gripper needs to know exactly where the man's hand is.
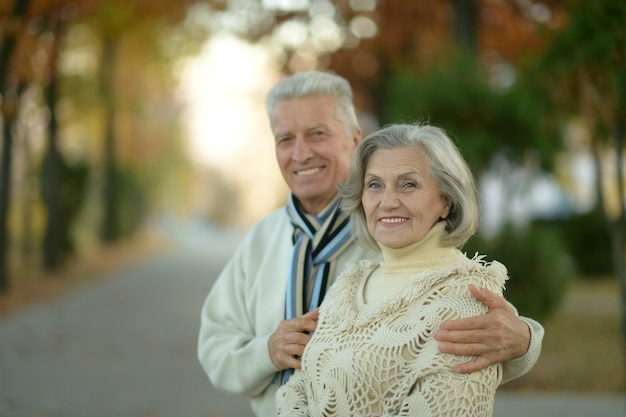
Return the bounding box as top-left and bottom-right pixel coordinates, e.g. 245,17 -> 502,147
268,309 -> 319,370
434,285 -> 531,374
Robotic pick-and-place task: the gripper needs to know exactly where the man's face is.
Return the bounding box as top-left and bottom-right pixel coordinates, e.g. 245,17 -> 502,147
270,95 -> 361,214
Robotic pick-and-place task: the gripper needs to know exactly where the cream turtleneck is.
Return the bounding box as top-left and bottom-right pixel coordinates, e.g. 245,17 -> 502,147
363,222 -> 467,304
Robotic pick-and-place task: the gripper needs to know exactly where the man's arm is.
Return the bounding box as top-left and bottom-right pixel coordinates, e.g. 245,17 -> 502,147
198,220 -> 323,396
197,233 -> 290,397
197,260 -> 277,396
434,285 -> 544,381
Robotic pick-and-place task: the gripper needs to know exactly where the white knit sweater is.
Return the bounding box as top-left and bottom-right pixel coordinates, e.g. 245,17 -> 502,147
276,224 -> 508,417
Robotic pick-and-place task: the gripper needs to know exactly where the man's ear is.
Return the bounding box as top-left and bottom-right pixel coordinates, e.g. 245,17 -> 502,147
353,128 -> 362,145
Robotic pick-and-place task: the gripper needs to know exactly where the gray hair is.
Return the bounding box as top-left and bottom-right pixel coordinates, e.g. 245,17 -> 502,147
266,71 -> 359,133
339,123 -> 479,250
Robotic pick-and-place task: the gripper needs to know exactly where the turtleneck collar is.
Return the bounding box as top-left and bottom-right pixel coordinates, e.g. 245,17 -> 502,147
378,222 -> 463,275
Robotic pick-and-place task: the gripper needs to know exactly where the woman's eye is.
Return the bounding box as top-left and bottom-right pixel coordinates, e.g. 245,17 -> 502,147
367,181 -> 382,189
402,181 -> 417,188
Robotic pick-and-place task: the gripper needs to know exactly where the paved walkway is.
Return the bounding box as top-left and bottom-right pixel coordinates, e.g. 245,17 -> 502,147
0,220 -> 624,417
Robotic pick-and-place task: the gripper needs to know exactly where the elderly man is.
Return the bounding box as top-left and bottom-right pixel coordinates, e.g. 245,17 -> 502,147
198,71 -> 543,417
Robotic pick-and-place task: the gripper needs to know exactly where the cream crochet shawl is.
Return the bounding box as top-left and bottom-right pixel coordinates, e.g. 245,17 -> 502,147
276,223 -> 508,417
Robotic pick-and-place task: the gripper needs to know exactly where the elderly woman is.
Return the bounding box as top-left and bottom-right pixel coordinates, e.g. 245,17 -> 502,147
276,123 -> 508,417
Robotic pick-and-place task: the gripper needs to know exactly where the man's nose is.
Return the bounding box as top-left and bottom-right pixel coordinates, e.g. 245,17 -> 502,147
292,137 -> 313,163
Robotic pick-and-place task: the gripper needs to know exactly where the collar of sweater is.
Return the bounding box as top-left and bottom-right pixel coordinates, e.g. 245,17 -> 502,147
378,222 -> 461,276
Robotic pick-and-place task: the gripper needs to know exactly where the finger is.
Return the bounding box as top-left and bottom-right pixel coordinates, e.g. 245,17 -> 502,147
298,310 -> 320,333
301,308 -> 320,320
437,340 -> 489,357
436,315 -> 488,333
469,285 -> 508,311
282,331 -> 314,363
279,316 -> 318,334
452,357 -> 494,374
283,340 -> 307,358
279,348 -> 303,369
435,326 -> 486,343
269,332 -> 312,369
298,318 -> 318,334
270,320 -> 315,362
270,342 -> 297,370
285,330 -> 314,346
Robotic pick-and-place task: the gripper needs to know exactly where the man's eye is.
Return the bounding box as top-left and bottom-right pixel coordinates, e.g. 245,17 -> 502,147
277,137 -> 291,145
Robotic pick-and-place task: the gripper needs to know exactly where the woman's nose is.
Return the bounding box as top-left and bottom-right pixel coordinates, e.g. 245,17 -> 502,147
380,189 -> 400,208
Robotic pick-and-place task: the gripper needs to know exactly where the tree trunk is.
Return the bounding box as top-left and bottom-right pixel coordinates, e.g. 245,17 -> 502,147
42,23 -> 62,271
612,117 -> 626,268
18,83 -> 36,259
451,0 -> 477,51
99,36 -> 120,243
0,0 -> 31,291
0,112 -> 16,291
611,117 -> 626,394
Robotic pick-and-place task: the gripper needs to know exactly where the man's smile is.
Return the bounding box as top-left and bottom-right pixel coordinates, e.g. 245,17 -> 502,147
295,167 -> 323,176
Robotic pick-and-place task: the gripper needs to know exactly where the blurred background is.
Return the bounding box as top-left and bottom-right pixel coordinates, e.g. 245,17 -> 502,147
0,0 -> 624,415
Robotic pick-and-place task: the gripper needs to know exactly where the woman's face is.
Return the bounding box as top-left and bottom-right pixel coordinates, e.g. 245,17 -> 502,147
362,146 -> 450,249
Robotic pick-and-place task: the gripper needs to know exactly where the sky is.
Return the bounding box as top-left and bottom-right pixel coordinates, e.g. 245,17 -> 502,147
178,34 -> 287,226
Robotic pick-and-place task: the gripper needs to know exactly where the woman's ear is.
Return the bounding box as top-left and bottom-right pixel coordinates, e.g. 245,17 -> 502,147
440,198 -> 451,220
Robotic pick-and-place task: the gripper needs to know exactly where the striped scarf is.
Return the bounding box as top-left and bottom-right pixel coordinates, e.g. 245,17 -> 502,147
279,194 -> 354,384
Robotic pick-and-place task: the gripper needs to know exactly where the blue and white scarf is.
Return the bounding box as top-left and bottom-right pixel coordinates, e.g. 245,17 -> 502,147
279,194 -> 353,383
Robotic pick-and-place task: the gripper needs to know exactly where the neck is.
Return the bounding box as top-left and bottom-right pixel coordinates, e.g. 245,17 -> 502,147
378,222 -> 459,275
293,194 -> 340,217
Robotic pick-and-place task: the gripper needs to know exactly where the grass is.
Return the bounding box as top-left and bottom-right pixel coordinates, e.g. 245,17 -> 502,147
503,314 -> 624,392
502,278 -> 624,393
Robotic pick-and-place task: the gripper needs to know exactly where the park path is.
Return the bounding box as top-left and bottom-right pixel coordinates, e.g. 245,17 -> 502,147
0,218 -> 624,417
0,220 -> 254,417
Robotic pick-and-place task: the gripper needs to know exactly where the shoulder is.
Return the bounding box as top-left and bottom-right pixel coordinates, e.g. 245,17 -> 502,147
240,207 -> 291,244
224,206 -> 293,270
319,261 -> 377,324
464,255 -> 508,294
423,254 -> 507,302
325,260 -> 377,300
337,259 -> 378,284
248,207 -> 290,233
407,253 -> 507,307
334,241 -> 380,277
